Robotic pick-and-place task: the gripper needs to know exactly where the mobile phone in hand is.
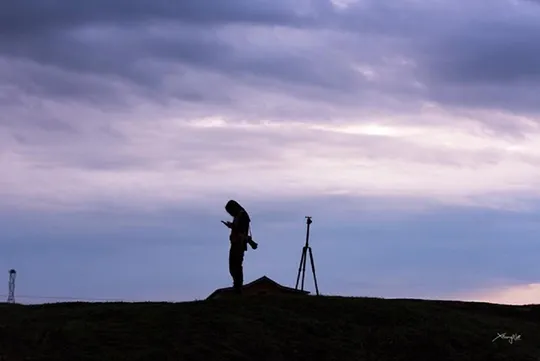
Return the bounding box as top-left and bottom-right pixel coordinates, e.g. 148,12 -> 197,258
221,220 -> 232,228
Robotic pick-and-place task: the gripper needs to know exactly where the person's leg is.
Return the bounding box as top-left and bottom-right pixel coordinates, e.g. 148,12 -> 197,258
229,243 -> 245,293
228,246 -> 237,286
237,248 -> 244,290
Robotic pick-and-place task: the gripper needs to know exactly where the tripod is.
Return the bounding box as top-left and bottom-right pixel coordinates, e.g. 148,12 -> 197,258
295,216 -> 320,296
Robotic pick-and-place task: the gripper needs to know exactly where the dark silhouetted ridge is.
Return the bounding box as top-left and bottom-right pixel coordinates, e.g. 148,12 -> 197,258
1,295 -> 540,360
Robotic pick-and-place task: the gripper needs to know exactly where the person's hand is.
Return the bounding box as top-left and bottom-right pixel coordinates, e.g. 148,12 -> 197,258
221,220 -> 232,228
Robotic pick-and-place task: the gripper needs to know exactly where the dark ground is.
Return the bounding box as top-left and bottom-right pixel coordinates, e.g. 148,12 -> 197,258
1,295 -> 540,361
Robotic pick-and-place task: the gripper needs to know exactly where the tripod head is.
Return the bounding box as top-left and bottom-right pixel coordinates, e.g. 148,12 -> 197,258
303,216 -> 313,248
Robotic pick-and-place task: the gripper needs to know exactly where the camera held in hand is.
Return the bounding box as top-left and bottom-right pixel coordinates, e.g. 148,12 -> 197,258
246,236 -> 258,250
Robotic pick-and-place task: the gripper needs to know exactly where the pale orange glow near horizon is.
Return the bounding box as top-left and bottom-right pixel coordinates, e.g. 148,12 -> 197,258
458,283 -> 540,305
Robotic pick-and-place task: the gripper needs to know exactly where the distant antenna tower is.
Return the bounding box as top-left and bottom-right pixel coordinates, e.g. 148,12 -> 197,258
7,269 -> 16,304
295,216 -> 320,296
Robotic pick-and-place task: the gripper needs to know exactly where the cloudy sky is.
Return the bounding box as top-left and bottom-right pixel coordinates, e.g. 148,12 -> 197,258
2,0 -> 540,305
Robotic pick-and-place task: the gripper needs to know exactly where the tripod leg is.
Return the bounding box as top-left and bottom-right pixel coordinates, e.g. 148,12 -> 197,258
301,247 -> 308,290
295,247 -> 307,289
308,248 -> 320,296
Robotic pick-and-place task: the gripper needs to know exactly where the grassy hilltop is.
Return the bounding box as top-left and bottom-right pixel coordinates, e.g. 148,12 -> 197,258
1,295 -> 540,361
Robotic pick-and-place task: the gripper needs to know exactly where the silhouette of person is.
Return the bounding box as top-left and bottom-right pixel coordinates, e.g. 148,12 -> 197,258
222,200 -> 257,294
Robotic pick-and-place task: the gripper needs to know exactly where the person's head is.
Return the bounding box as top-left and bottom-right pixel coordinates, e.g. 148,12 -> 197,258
225,199 -> 243,217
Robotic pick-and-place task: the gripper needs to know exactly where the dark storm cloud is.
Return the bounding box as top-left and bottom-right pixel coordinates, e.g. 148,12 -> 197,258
0,24 -> 365,109
0,59 -> 123,104
0,26 -> 228,86
0,0 -> 418,94
2,0 -> 540,118
321,0 -> 540,115
413,11 -> 540,111
0,0 -> 318,36
431,28 -> 540,85
0,0 -> 342,106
